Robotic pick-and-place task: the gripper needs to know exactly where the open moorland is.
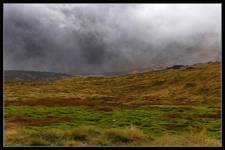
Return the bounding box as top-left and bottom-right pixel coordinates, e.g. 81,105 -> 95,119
4,62 -> 221,146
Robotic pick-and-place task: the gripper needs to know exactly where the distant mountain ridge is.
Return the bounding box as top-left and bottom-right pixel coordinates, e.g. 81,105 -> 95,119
4,61 -> 220,81
4,70 -> 72,81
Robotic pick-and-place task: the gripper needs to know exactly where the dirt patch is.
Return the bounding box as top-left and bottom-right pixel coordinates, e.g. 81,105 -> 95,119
4,115 -> 70,128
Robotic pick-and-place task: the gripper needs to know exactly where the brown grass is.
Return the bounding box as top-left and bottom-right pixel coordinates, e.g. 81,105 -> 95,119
4,62 -> 221,106
150,129 -> 221,147
4,126 -> 221,146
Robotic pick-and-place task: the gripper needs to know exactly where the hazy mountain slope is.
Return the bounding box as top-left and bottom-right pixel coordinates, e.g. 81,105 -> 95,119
4,70 -> 71,81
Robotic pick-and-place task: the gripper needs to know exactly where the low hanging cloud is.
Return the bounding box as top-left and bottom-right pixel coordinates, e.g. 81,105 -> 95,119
3,4 -> 221,75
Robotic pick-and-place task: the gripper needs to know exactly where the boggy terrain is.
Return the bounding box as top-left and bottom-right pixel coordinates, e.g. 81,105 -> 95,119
4,62 -> 221,146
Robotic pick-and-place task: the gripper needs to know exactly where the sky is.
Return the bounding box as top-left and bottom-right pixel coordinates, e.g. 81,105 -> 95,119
3,4 -> 221,75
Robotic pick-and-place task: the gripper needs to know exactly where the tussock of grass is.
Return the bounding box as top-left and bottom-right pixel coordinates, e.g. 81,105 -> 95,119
4,127 -> 28,146
150,129 -> 221,147
4,126 -> 221,146
28,138 -> 50,146
104,126 -> 153,145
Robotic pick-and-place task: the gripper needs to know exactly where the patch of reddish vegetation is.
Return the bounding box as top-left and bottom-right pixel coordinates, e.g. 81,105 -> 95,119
162,124 -> 201,130
4,98 -> 126,110
4,115 -> 70,128
162,124 -> 188,130
164,110 -> 221,121
5,98 -> 82,106
195,113 -> 221,119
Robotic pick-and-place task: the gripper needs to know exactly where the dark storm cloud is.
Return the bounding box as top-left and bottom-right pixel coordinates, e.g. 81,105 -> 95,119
3,4 -> 221,74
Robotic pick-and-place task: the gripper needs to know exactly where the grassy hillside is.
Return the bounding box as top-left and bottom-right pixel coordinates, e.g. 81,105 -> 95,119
4,62 -> 221,146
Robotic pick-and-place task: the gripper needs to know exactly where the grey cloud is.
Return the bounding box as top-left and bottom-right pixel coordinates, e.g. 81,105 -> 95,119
3,4 -> 221,75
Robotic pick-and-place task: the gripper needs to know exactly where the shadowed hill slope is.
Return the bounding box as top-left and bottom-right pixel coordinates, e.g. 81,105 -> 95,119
4,70 -> 71,81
